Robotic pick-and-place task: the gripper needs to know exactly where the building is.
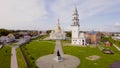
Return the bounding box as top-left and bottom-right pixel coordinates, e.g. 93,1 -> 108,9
50,19 -> 66,40
0,36 -> 9,44
85,31 -> 101,44
40,31 -> 47,35
0,33 -> 15,44
7,33 -> 15,42
102,32 -> 112,37
71,7 -> 86,45
112,36 -> 120,40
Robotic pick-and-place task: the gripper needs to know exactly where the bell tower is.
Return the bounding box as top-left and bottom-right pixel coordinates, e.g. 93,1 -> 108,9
71,7 -> 80,39
71,6 -> 86,45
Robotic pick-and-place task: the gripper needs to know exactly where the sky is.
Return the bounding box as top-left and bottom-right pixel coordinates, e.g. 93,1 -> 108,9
0,0 -> 120,32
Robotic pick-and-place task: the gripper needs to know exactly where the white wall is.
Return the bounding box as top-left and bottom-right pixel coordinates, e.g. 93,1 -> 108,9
71,26 -> 79,39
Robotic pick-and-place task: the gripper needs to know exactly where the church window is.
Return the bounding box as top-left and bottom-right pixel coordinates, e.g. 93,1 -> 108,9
82,40 -> 84,42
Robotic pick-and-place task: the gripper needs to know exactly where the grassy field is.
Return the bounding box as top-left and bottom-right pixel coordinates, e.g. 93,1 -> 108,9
0,46 -> 11,68
16,47 -> 26,68
21,40 -> 55,68
62,41 -> 120,68
39,35 -> 49,40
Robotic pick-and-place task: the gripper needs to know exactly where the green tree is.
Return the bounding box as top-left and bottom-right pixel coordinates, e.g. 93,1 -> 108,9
0,29 -> 11,36
101,36 -> 114,45
66,31 -> 71,37
46,30 -> 51,34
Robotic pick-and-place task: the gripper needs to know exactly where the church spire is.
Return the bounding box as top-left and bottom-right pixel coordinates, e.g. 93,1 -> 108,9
55,18 -> 61,30
74,5 -> 78,14
57,18 -> 60,26
72,6 -> 79,26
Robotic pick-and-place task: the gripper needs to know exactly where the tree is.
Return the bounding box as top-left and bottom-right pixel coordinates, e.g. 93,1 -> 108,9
66,31 -> 71,37
46,30 -> 52,34
0,29 -> 11,36
101,36 -> 114,45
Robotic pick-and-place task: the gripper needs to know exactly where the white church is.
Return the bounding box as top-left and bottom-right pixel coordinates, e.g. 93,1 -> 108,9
71,7 -> 86,45
50,19 -> 66,40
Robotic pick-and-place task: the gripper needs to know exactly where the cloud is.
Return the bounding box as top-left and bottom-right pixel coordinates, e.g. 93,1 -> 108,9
99,22 -> 120,32
0,0 -> 47,29
114,22 -> 120,27
0,0 -> 120,31
50,0 -> 120,19
111,22 -> 120,32
50,0 -> 120,23
48,0 -> 120,32
78,0 -> 120,19
50,0 -> 74,20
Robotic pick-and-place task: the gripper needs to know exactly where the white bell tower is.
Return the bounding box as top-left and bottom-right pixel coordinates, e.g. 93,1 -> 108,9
71,7 -> 80,39
71,6 -> 86,45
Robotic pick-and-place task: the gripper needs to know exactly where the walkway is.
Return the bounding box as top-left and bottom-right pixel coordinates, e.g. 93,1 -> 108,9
113,44 -> 120,51
36,40 -> 80,68
0,45 -> 3,49
54,40 -> 63,55
11,46 -> 18,68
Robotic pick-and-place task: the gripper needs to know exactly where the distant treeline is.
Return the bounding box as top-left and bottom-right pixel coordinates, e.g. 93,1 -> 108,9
0,29 -> 11,36
0,29 -> 28,36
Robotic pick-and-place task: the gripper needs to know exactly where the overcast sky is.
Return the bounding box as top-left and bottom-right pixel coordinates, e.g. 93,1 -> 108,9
0,0 -> 120,32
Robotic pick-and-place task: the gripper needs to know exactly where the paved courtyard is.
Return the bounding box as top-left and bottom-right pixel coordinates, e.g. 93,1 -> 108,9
36,54 -> 79,68
36,40 -> 80,68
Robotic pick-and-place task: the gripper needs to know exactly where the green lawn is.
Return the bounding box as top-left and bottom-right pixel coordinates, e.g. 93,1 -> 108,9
62,41 -> 120,68
8,43 -> 16,46
114,40 -> 120,47
0,46 -> 11,68
21,40 -> 55,68
16,47 -> 26,68
38,35 -> 49,40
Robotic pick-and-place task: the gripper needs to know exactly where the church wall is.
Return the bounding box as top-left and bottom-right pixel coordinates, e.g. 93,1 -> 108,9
50,32 -> 66,40
72,39 -> 86,45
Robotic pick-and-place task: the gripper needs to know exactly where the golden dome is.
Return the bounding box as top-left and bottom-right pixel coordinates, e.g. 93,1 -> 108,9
55,25 -> 61,30
7,33 -> 14,37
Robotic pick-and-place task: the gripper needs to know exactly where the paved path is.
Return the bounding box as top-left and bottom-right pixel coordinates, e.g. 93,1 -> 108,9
113,44 -> 120,51
11,46 -> 18,68
0,45 -> 3,49
36,40 -> 80,68
54,40 -> 63,55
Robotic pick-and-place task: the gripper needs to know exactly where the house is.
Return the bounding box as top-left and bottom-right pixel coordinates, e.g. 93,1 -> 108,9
41,31 -> 47,35
0,36 -> 9,44
0,33 -> 15,44
85,31 -> 101,44
7,33 -> 15,42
